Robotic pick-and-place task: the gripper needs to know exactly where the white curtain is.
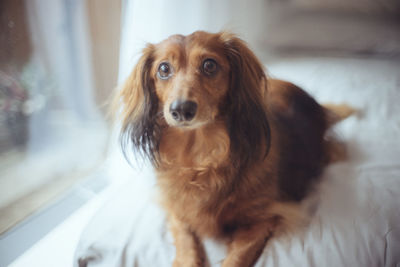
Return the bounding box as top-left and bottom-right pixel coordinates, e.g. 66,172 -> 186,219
25,0 -> 101,153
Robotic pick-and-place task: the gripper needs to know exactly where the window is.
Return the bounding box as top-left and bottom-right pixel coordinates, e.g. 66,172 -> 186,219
0,0 -> 121,236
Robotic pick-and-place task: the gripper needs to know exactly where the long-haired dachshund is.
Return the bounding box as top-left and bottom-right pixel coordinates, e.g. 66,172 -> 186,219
115,31 -> 352,267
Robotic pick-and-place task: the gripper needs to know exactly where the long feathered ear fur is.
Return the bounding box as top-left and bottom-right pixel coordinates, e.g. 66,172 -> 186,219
117,44 -> 161,164
220,33 -> 271,174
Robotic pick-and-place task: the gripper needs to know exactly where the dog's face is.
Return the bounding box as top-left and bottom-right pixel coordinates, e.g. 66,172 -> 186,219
151,32 -> 230,129
118,31 -> 270,167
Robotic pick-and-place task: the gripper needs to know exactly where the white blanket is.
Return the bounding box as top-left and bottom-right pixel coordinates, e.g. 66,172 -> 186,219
74,56 -> 400,267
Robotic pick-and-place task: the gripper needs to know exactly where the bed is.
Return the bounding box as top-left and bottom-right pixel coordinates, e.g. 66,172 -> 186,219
74,54 -> 400,267
74,1 -> 400,266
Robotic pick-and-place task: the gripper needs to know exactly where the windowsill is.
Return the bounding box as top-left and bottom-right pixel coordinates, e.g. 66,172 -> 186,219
0,170 -> 115,266
8,186 -> 111,267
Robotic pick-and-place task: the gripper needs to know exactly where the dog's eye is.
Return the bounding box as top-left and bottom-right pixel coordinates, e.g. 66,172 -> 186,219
157,62 -> 173,80
202,59 -> 218,76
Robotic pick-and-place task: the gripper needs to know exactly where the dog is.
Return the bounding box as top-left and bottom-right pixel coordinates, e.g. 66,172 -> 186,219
115,31 -> 353,267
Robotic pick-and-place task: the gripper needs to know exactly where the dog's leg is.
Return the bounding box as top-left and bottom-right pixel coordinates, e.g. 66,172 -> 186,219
222,223 -> 274,267
169,215 -> 207,267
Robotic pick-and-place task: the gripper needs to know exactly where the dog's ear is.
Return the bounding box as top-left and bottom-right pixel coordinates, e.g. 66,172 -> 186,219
220,33 -> 271,173
116,44 -> 161,164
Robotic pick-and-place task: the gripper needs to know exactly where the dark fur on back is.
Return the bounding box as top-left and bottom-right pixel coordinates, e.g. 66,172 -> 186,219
271,84 -> 328,201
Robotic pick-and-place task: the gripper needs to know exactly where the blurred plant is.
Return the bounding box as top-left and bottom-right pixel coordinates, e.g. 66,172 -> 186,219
0,59 -> 53,153
0,70 -> 28,152
19,59 -> 54,115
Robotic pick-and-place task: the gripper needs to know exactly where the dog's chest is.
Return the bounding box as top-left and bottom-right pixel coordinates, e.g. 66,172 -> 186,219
157,166 -> 235,237
156,125 -> 237,237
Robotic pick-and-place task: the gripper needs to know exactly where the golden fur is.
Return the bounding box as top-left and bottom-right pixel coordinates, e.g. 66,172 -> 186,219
116,31 -> 352,267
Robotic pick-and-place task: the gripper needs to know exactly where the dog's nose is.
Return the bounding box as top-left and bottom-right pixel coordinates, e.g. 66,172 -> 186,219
169,100 -> 198,122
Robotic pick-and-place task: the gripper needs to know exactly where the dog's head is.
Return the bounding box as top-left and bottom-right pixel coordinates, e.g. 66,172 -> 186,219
118,31 -> 270,169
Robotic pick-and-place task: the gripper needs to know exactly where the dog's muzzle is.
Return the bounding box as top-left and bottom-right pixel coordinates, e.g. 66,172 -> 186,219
169,100 -> 198,122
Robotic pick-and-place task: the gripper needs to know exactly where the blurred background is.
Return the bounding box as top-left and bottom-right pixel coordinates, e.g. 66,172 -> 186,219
0,0 -> 399,266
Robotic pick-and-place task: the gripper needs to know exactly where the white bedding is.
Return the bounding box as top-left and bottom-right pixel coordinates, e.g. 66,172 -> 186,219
74,56 -> 400,267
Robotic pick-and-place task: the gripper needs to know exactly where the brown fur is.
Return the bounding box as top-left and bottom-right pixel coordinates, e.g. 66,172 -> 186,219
116,31 -> 351,266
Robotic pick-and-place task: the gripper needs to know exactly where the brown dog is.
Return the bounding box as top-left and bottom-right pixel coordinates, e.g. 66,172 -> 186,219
116,31 -> 351,267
